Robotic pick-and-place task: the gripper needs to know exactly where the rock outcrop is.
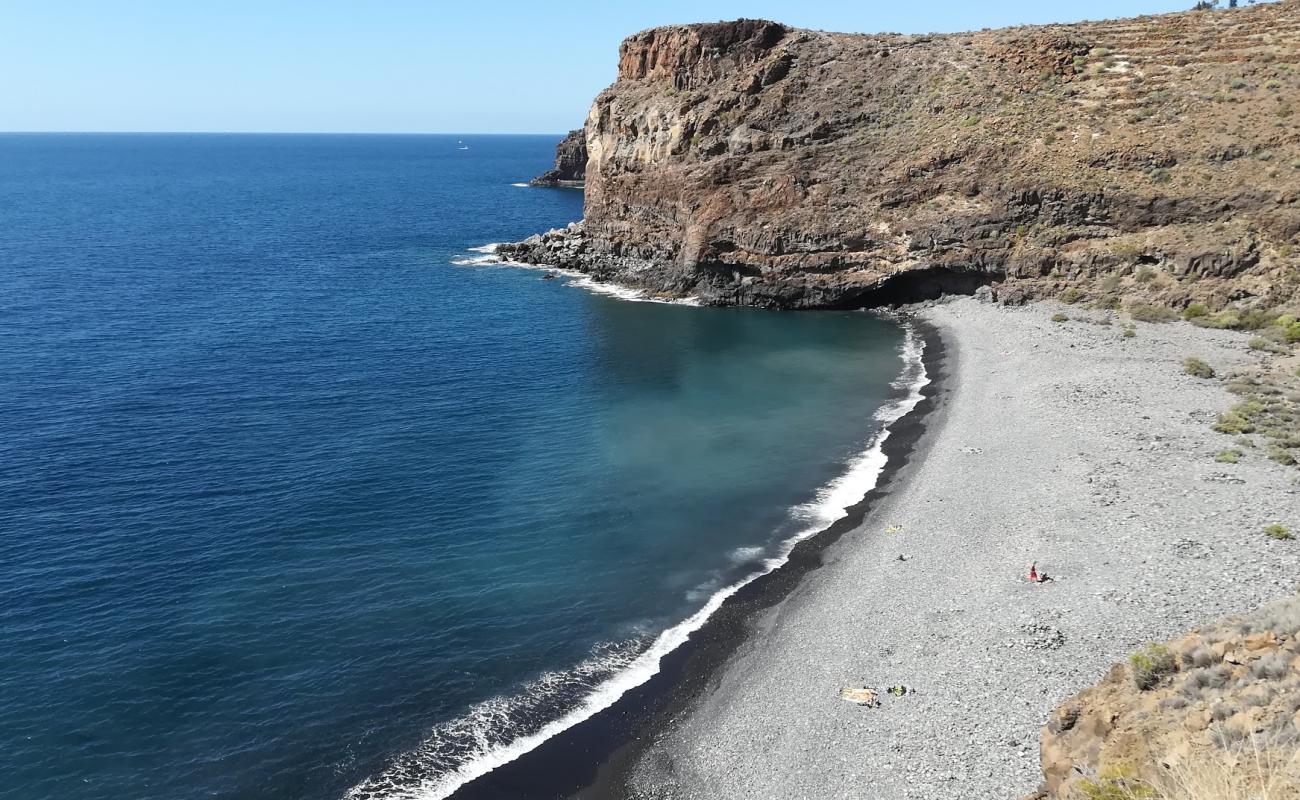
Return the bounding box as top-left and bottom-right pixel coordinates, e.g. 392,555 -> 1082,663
1033,592 -> 1300,799
529,129 -> 587,187
502,6 -> 1300,310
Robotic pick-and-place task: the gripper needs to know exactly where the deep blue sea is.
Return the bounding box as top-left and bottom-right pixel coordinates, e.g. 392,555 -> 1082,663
0,133 -> 918,800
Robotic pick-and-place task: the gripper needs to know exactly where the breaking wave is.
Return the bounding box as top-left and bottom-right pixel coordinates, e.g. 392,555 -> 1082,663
344,294 -> 930,800
447,244 -> 701,306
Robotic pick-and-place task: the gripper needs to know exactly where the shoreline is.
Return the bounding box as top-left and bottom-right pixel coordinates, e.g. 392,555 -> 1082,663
618,298 -> 1299,799
441,319 -> 950,799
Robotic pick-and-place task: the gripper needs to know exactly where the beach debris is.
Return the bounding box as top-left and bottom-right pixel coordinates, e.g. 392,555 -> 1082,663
958,446 -> 984,454
886,684 -> 912,696
840,686 -> 879,707
885,524 -> 903,535
1173,538 -> 1211,560
896,553 -> 909,561
1026,562 -> 1053,583
1020,622 -> 1067,650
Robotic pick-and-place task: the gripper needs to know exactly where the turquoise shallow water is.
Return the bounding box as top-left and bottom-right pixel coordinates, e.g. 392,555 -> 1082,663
0,133 -> 909,799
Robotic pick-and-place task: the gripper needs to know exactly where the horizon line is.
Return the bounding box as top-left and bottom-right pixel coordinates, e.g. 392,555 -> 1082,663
0,130 -> 572,137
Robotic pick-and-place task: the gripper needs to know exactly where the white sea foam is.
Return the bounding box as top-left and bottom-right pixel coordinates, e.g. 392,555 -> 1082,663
510,182 -> 531,188
446,244 -> 701,306
448,254 -> 499,266
728,546 -> 767,565
344,326 -> 930,800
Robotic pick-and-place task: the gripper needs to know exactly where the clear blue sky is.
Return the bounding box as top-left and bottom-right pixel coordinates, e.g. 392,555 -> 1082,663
0,0 -> 1210,133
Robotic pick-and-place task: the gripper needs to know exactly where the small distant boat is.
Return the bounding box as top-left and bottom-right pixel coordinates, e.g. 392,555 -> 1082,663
457,140 -> 469,151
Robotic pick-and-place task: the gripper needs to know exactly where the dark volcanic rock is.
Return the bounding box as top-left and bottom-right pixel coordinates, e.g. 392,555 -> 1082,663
528,129 -> 587,187
504,7 -> 1300,310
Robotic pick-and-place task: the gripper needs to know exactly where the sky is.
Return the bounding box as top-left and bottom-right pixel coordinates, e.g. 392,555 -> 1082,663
0,0 -> 1219,134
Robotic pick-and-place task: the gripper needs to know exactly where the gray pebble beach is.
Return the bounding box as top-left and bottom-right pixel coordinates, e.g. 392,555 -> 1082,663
626,298 -> 1300,799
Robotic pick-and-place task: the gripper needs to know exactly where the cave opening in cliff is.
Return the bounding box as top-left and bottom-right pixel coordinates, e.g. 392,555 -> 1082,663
845,267 -> 1001,309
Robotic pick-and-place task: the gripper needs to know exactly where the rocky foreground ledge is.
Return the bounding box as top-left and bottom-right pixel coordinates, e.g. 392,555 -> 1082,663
1037,590 -> 1300,798
504,5 -> 1300,311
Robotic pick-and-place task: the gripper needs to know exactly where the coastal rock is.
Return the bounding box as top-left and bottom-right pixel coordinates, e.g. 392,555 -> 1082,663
1035,592 -> 1300,798
528,129 -> 587,188
502,5 -> 1300,311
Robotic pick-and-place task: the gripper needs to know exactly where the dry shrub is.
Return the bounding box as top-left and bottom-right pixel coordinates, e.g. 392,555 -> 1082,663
1152,737 -> 1300,800
1077,738 -> 1300,800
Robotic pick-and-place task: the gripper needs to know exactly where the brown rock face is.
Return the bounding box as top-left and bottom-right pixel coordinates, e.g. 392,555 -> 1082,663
501,4 -> 1300,310
529,129 -> 587,187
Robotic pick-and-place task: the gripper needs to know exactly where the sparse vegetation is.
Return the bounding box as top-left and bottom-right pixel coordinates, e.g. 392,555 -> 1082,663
1077,764 -> 1157,800
1183,357 -> 1215,378
1189,308 -> 1288,332
1130,643 -> 1177,690
1059,287 -> 1083,304
1182,302 -> 1210,320
1212,382 -> 1299,467
1215,449 -> 1241,463
1127,303 -> 1178,323
1122,325 -> 1137,338
1264,524 -> 1292,540
1052,312 -> 1070,322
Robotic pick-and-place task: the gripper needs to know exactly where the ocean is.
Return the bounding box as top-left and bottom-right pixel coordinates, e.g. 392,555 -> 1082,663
0,133 -> 922,800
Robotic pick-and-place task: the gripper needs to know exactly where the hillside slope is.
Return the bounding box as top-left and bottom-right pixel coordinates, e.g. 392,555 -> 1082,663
502,4 -> 1300,310
1034,592 -> 1300,799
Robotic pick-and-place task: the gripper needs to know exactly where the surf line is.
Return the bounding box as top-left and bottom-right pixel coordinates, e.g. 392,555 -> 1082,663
346,292 -> 929,800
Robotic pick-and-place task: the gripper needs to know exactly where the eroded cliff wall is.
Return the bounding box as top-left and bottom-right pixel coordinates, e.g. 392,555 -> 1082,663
503,6 -> 1300,310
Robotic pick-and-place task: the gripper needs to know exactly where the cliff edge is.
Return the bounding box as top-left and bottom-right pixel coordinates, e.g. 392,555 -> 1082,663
502,5 -> 1300,310
529,129 -> 587,187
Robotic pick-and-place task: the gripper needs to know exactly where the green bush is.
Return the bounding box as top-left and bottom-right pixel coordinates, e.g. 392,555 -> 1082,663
1182,302 -> 1211,320
1059,287 -> 1083,304
1122,325 -> 1137,339
1190,310 -> 1240,329
1264,524 -> 1293,540
1127,303 -> 1177,323
1215,449 -> 1241,463
1269,447 -> 1298,466
1078,767 -> 1157,800
1189,308 -> 1283,331
1183,357 -> 1215,378
1051,312 -> 1069,323
1129,644 -> 1177,690
1283,321 -> 1300,343
1212,412 -> 1254,435
1134,266 -> 1158,283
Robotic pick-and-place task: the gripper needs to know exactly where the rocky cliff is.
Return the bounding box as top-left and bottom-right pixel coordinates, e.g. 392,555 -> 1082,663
529,129 -> 587,187
1032,592 -> 1300,799
501,5 -> 1300,310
